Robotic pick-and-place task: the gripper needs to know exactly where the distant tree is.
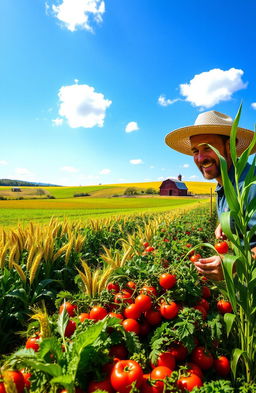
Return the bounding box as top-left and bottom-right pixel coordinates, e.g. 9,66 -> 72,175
36,188 -> 46,196
145,188 -> 157,194
124,187 -> 138,196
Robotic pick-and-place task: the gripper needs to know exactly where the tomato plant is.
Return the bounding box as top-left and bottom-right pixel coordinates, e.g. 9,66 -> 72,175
78,313 -> 90,322
152,352 -> 176,371
64,319 -> 76,337
107,282 -> 120,292
169,343 -> 188,362
140,286 -> 157,297
110,360 -> 143,393
159,273 -> 177,290
124,303 -> 141,320
88,378 -> 114,393
150,366 -> 172,393
190,254 -> 201,263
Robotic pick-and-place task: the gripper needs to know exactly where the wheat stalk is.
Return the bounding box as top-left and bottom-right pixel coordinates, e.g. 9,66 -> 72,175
29,250 -> 44,285
13,262 -> 26,283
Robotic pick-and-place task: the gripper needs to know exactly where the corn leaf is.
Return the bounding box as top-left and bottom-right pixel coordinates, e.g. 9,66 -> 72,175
229,103 -> 241,165
222,254 -> 238,312
231,348 -> 246,379
224,313 -> 236,337
220,211 -> 241,249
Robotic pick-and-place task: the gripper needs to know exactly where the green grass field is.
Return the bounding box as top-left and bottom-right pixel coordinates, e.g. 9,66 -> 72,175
0,197 -> 210,227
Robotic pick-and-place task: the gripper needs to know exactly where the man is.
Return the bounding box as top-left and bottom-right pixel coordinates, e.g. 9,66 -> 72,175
165,110 -> 256,281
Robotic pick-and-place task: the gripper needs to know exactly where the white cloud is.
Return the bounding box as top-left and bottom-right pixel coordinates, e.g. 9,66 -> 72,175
158,95 -> 180,106
183,164 -> 190,168
0,160 -> 8,166
52,118 -> 64,126
125,121 -> 139,133
48,0 -> 105,32
157,176 -> 165,180
130,159 -> 143,165
61,166 -> 79,173
251,103 -> 256,110
180,68 -> 247,109
100,168 -> 111,174
189,175 -> 199,179
57,82 -> 112,128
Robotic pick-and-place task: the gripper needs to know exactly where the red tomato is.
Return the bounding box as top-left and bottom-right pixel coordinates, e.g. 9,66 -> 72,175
143,242 -> 149,248
196,298 -> 210,312
135,294 -> 152,312
152,352 -> 176,371
159,273 -> 177,290
177,373 -> 203,391
20,370 -> 31,389
109,344 -> 128,360
190,254 -> 201,263
201,286 -> 211,299
0,383 -> 5,393
64,320 -> 76,337
90,306 -> 108,320
140,286 -> 157,297
141,374 -> 159,393
139,320 -> 151,336
2,371 -> 25,393
25,336 -> 40,352
169,343 -> 188,362
186,362 -> 203,379
122,318 -> 140,335
214,355 -> 230,377
114,292 -> 133,305
217,300 -> 232,314
108,312 -> 124,321
145,246 -> 155,252
191,346 -> 213,370
88,378 -> 114,393
124,303 -> 142,320
194,305 -> 207,320
127,281 -> 136,290
110,360 -> 143,393
107,282 -> 120,292
59,301 -> 77,317
150,366 -> 172,393
78,312 -> 90,322
214,241 -> 229,254
160,302 -> 179,320
145,309 -> 162,325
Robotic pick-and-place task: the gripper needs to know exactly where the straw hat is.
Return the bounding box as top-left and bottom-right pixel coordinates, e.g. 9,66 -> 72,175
165,110 -> 256,156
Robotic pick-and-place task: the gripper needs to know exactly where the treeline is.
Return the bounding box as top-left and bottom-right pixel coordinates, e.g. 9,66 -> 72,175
0,179 -> 60,187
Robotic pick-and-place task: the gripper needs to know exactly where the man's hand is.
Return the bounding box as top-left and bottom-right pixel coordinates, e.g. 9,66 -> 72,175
194,255 -> 224,281
215,223 -> 227,240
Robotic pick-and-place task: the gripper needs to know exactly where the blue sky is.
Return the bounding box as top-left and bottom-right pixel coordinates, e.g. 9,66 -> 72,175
1,0 -> 256,186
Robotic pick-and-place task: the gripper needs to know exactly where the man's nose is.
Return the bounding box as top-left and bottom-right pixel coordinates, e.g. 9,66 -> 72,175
197,151 -> 208,163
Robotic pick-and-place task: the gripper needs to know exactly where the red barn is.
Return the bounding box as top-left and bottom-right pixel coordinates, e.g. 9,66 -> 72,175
159,179 -> 188,196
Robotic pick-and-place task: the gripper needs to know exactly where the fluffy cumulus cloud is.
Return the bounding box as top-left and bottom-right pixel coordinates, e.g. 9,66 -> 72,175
251,103 -> 256,110
57,82 -> 112,128
180,68 -> 247,109
125,121 -> 139,133
158,95 -> 180,106
99,168 -> 111,174
190,175 -> 198,179
60,166 -> 79,173
183,164 -> 190,168
130,159 -> 143,165
48,0 -> 105,32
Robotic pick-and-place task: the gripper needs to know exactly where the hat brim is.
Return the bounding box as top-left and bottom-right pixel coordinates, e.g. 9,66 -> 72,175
165,124 -> 256,156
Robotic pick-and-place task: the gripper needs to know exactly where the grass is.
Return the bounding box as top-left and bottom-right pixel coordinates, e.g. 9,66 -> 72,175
0,197 -> 211,227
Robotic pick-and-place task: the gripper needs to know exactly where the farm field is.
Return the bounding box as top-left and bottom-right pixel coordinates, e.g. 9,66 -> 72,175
0,196 -> 209,227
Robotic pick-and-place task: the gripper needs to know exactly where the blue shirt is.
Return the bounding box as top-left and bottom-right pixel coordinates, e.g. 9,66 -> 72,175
215,162 -> 256,248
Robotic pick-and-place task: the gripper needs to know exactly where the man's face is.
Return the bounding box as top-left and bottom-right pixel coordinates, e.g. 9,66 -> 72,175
190,134 -> 231,181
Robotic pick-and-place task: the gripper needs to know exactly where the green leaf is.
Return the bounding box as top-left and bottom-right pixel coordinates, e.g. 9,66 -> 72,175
57,302 -> 69,340
5,288 -> 28,304
220,211 -> 241,249
237,127 -> 256,178
231,348 -> 246,379
222,254 -> 238,312
20,359 -> 62,377
224,313 -> 236,337
50,374 -> 74,386
229,103 -> 241,165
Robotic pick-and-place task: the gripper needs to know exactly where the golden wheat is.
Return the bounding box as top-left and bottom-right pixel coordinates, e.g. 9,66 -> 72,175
29,250 -> 44,285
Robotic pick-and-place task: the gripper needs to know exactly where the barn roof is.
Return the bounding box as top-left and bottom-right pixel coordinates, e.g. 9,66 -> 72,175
160,178 -> 188,190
